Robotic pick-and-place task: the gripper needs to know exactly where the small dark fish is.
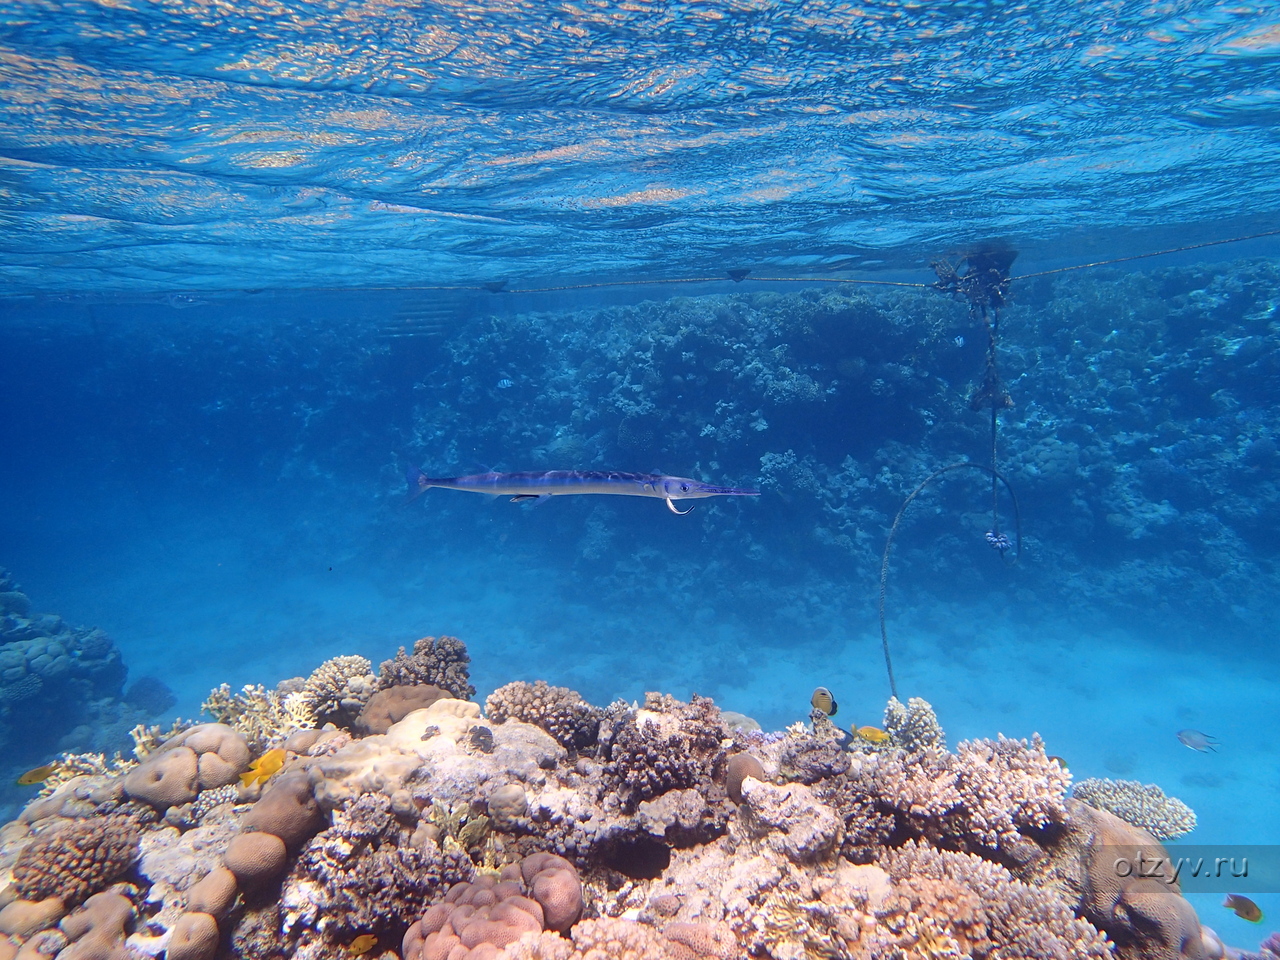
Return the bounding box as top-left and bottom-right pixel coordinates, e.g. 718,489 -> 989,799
16,763 -> 55,786
810,687 -> 837,717
1224,894 -> 1263,923
1177,729 -> 1219,753
1047,755 -> 1069,770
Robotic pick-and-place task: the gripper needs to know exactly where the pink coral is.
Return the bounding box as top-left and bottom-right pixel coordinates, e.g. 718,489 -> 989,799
877,841 -> 1112,960
953,733 -> 1070,848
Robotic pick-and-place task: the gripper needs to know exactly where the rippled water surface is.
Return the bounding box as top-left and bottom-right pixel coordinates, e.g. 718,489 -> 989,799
3,0 -> 1279,292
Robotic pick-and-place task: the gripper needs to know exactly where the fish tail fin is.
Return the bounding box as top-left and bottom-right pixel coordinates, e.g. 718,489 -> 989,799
405,466 -> 431,503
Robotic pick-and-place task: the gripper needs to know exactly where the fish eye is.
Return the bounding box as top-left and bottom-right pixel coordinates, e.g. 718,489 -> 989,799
681,484 -> 690,492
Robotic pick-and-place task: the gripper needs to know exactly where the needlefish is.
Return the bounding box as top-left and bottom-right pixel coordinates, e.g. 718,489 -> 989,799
407,467 -> 759,514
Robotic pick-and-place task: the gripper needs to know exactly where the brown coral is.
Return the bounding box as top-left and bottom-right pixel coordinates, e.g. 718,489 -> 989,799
354,684 -> 450,735
485,681 -> 603,751
12,817 -> 140,907
58,890 -> 135,960
379,636 -> 475,700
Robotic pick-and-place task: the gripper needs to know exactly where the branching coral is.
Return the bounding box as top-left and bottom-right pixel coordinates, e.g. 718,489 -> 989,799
292,793 -> 474,944
953,733 -> 1070,848
877,841 -> 1113,960
486,680 -> 603,751
605,694 -> 729,807
301,655 -> 377,722
202,683 -> 315,748
12,816 -> 141,906
883,697 -> 945,752
378,636 -> 475,700
1073,778 -> 1197,841
36,751 -> 138,798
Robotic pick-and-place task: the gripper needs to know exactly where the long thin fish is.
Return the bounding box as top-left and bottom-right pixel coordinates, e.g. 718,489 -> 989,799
407,467 -> 759,514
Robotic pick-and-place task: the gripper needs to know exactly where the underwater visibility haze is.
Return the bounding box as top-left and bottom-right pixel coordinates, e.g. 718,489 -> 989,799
1,1 -> 1279,959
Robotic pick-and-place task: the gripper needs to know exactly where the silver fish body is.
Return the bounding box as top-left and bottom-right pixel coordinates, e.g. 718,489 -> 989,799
407,468 -> 758,514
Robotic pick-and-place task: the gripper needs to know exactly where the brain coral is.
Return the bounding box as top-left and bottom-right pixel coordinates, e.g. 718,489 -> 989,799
379,636 -> 476,700
1073,777 -> 1197,841
12,816 -> 141,906
485,680 -> 603,751
402,854 -> 584,960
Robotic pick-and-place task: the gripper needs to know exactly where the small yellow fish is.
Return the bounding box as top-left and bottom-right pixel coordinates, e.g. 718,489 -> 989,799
1047,755 -> 1069,770
1224,894 -> 1262,923
855,725 -> 890,744
16,763 -> 56,786
349,934 -> 378,955
810,687 -> 838,717
239,748 -> 287,788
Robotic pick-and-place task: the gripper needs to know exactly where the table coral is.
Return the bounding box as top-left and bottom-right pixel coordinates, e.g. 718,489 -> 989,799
1072,777 -> 1197,840
378,636 -> 476,701
12,817 -> 140,907
485,681 -> 603,751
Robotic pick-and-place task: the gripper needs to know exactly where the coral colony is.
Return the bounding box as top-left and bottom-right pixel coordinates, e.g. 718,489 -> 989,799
0,630 -> 1249,960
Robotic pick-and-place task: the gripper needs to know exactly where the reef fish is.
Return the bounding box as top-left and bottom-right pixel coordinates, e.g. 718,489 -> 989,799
1224,894 -> 1263,923
240,748 -> 287,787
16,763 -> 55,786
349,934 -> 378,955
855,725 -> 889,744
407,468 -> 759,515
810,687 -> 837,717
1177,729 -> 1219,753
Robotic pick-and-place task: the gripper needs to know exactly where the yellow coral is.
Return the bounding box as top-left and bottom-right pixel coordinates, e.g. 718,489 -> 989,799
38,752 -> 137,797
202,682 -> 315,747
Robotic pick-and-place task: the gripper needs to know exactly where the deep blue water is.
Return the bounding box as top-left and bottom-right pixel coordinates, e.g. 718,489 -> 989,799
2,0 -> 1279,951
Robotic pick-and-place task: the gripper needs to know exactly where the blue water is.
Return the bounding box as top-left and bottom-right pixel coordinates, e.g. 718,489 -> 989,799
2,0 -> 1279,952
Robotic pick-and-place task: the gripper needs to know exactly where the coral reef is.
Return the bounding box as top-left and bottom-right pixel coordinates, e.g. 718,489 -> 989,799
486,681 -> 602,752
11,816 -> 140,906
0,571 -> 162,820
201,684 -> 315,749
379,636 -> 476,701
300,655 -> 377,725
0,638 -> 1222,960
1072,777 -> 1197,840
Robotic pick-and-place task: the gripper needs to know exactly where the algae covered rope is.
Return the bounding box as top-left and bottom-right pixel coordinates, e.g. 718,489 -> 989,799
877,245 -> 1021,698
877,462 -> 1022,700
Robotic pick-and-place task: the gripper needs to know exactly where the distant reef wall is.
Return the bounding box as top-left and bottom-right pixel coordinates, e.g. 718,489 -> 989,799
0,569 -> 174,820
403,258 -> 1280,632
